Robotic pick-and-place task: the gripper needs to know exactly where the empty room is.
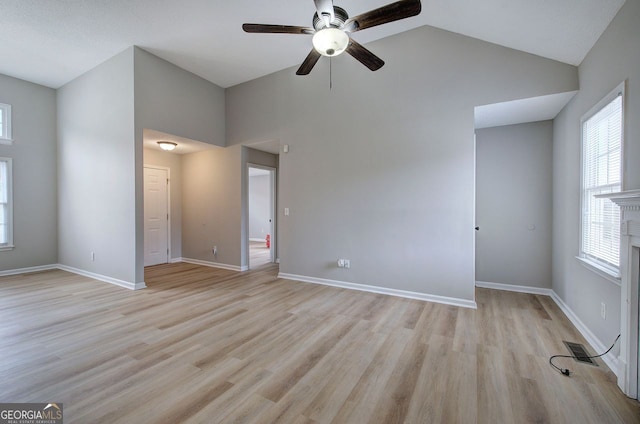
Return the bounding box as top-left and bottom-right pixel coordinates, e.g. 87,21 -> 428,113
1,0 -> 639,422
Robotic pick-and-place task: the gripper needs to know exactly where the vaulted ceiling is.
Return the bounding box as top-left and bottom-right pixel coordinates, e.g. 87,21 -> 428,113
0,0 -> 625,89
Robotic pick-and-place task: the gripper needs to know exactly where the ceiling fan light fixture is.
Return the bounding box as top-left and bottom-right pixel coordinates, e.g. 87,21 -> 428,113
312,28 -> 349,57
157,141 -> 177,151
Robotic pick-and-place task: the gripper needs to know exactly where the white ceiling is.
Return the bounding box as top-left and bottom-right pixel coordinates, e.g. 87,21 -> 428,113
474,91 -> 578,129
0,0 -> 625,90
143,129 -> 218,155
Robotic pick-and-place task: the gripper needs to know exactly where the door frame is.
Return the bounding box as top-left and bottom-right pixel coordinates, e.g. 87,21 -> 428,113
143,165 -> 171,266
246,163 -> 277,269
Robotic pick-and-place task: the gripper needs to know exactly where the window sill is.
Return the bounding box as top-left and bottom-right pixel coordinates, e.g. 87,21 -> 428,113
576,256 -> 621,286
0,245 -> 15,252
0,138 -> 13,146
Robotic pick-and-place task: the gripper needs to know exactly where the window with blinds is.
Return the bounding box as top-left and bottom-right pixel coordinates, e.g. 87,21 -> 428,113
580,87 -> 623,275
0,158 -> 13,249
0,103 -> 11,142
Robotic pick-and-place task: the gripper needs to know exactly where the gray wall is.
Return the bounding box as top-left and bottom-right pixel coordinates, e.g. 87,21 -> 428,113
0,74 -> 57,270
249,174 -> 271,240
133,47 -> 226,148
476,121 -> 553,288
553,0 -> 640,344
181,145 -> 243,267
227,25 -> 578,302
134,47 -> 227,280
143,148 -> 183,259
57,48 -> 138,284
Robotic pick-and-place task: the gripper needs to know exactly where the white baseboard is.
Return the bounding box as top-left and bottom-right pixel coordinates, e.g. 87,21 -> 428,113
475,281 -> 553,296
170,257 -> 182,264
1,263 -> 145,290
549,291 -> 622,377
475,280 -> 621,376
180,258 -> 248,272
278,273 -> 477,309
57,265 -> 146,291
0,264 -> 58,277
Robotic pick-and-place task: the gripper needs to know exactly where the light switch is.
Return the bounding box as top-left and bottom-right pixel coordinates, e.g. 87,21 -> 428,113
284,208 -> 289,216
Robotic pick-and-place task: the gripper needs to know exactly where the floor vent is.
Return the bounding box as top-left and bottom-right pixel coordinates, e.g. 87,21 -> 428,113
563,341 -> 598,366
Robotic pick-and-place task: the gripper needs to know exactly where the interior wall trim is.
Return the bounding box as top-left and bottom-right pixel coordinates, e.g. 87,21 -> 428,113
56,264 -> 147,290
179,258 -> 248,272
0,264 -> 58,277
475,281 -> 553,296
280,272 -> 478,309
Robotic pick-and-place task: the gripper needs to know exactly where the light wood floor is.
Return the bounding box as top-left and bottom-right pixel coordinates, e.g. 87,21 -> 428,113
249,240 -> 271,269
1,264 -> 639,423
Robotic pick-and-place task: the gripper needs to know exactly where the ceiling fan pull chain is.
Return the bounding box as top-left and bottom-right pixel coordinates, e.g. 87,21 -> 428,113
330,57 -> 332,90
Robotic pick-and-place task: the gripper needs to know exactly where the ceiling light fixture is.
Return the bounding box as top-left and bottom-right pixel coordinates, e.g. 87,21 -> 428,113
312,27 -> 349,57
157,141 -> 177,151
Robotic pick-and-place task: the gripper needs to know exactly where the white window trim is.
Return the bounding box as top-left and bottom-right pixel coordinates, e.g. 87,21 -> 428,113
0,157 -> 14,251
577,81 -> 625,280
0,103 -> 12,144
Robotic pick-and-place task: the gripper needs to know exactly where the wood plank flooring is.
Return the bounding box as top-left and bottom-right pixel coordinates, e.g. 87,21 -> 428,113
1,263 -> 639,423
249,241 -> 271,269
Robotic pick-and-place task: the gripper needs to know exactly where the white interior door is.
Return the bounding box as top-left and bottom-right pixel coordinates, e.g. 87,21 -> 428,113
144,167 -> 169,266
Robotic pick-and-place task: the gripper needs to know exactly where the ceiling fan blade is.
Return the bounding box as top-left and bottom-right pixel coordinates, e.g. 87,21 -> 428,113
296,49 -> 322,75
242,23 -> 314,35
343,0 -> 421,32
314,0 -> 335,26
346,39 -> 385,71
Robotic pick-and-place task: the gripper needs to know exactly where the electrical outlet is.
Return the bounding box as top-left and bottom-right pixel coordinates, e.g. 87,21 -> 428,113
337,259 -> 350,268
601,302 -> 606,319
212,246 -> 217,256
91,252 -> 95,261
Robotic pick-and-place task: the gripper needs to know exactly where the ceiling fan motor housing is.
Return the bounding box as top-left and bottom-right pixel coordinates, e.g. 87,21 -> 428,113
313,6 -> 349,30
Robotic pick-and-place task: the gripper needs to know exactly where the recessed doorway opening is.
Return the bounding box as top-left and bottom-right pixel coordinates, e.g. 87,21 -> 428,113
248,165 -> 276,269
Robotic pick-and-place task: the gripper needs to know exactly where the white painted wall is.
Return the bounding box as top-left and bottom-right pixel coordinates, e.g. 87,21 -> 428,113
57,48 -> 138,285
553,0 -> 640,347
0,74 -> 57,271
476,121 -> 553,288
227,25 -> 578,302
143,148 -> 182,260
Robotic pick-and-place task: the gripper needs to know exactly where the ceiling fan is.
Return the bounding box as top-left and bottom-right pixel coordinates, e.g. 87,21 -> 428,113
242,0 -> 422,75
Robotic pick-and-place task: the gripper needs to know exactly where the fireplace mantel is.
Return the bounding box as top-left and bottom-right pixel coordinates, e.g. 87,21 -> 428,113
598,189 -> 640,398
599,189 -> 640,211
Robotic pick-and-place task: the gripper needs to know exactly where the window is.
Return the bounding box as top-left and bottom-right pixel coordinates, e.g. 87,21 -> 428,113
0,158 -> 13,250
0,103 -> 11,143
580,83 -> 624,277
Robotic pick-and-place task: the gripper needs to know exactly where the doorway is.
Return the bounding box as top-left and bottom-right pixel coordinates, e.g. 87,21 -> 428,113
248,165 -> 276,269
144,166 -> 170,266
